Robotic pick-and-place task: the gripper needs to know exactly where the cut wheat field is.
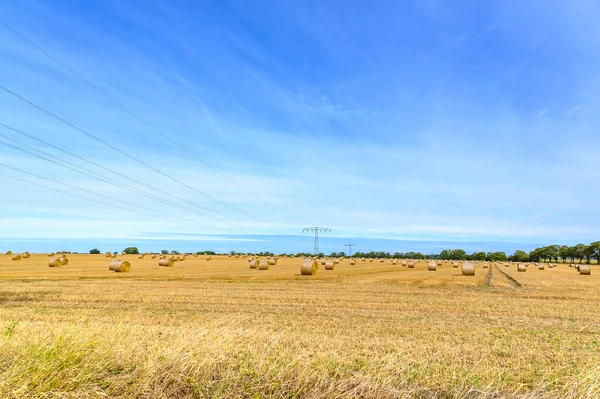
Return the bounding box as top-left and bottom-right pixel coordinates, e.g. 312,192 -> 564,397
0,254 -> 598,398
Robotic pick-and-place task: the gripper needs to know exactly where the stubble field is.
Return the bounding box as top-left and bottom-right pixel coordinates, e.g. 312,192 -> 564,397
0,254 -> 598,398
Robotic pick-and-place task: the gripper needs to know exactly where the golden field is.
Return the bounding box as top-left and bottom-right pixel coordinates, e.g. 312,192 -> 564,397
0,254 -> 598,398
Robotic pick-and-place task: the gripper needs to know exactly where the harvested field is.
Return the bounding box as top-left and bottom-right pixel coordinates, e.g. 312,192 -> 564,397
0,254 -> 599,398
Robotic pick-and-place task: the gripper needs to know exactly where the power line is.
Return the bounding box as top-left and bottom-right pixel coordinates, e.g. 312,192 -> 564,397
344,244 -> 357,256
0,124 -> 238,227
0,171 -> 183,223
0,84 -> 267,227
0,162 -> 203,227
0,133 -> 234,229
302,227 -> 331,255
0,18 -> 292,219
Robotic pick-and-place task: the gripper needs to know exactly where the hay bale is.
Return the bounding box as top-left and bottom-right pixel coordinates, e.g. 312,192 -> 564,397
483,262 -> 489,268
111,254 -> 117,258
408,260 -> 415,268
391,259 -> 397,265
401,260 -> 407,266
517,263 -> 526,272
369,259 -> 373,262
151,254 -> 156,259
5,251 -> 12,255
59,257 -> 69,266
428,261 -> 437,271
159,258 -> 174,267
325,260 -> 334,271
179,256 -> 185,261
579,264 -> 591,275
258,260 -> 270,270
48,258 -> 61,267
301,259 -> 318,275
538,263 -> 545,270
12,254 -> 22,261
206,256 -> 212,261
437,261 -> 442,266
268,257 -> 277,266
105,252 -> 111,257
320,259 -> 326,266
452,261 -> 458,268
548,263 -> 554,268
505,262 -> 509,267
109,260 -> 131,272
350,259 -> 356,265
194,254 -> 198,257
462,262 -> 475,276
249,260 -> 258,269
22,252 -> 31,259
334,259 -> 340,264
48,253 -> 55,257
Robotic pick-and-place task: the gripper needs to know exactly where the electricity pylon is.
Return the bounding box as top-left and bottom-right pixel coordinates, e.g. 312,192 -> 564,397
344,244 -> 357,256
302,227 -> 331,255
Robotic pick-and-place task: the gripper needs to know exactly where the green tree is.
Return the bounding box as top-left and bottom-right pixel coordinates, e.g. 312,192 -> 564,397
450,249 -> 467,260
558,245 -> 570,263
583,245 -> 594,264
510,250 -> 529,262
122,247 -> 139,255
545,245 -> 560,262
590,242 -> 600,264
573,244 -> 586,264
89,248 -> 101,254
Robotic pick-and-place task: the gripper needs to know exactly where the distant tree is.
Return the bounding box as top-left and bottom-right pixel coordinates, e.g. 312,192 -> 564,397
559,245 -> 570,263
510,250 -> 529,262
123,247 -> 139,255
160,250 -> 168,255
439,249 -> 451,260
590,242 -> 600,264
474,252 -> 487,261
171,250 -> 180,255
573,244 -> 587,264
89,248 -> 101,254
450,249 -> 467,260
488,251 -> 507,261
583,245 -> 594,264
545,245 -> 560,262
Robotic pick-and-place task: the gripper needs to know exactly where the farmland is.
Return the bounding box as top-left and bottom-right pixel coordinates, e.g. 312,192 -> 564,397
0,254 -> 599,398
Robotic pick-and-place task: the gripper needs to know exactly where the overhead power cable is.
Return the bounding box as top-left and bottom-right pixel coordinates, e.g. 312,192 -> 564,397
0,162 -> 206,227
0,18 -> 292,218
0,124 -> 239,228
0,84 -> 266,228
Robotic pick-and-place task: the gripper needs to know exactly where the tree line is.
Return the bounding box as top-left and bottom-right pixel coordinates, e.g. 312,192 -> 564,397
87,242 -> 600,264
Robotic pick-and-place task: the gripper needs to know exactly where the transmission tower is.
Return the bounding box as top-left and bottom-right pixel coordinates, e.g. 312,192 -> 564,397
344,244 -> 357,256
302,227 -> 331,255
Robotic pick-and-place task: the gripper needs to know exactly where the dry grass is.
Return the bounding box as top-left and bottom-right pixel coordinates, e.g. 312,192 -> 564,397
0,254 -> 599,398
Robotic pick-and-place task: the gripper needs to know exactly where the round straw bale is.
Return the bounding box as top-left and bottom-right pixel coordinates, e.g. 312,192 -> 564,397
483,262 -> 489,268
320,259 -> 326,266
369,259 -> 373,262
12,254 -> 22,261
462,261 -> 475,276
249,260 -> 258,269
248,257 -> 254,262
391,259 -> 397,265
111,254 -> 117,258
325,260 -> 334,270
575,265 -> 580,271
159,258 -> 174,267
258,260 -> 270,270
350,259 -> 356,265
401,260 -> 407,266
194,254 -> 198,257
408,260 -> 415,268
517,263 -> 526,272
505,262 -> 509,267
452,261 -> 458,268
48,258 -> 61,267
105,252 -> 111,257
59,257 -> 69,266
538,263 -> 545,270
334,259 -> 340,264
151,254 -> 156,259
109,260 -> 131,272
579,264 -> 591,275
428,261 -> 437,271
179,256 -> 185,261
48,253 -> 55,257
206,256 -> 212,261
268,257 -> 277,266
437,261 -> 442,266
5,251 -> 12,255
301,259 -> 318,275
22,252 -> 31,259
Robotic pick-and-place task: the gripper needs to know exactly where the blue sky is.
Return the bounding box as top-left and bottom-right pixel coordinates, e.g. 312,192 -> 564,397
1,0 -> 599,253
